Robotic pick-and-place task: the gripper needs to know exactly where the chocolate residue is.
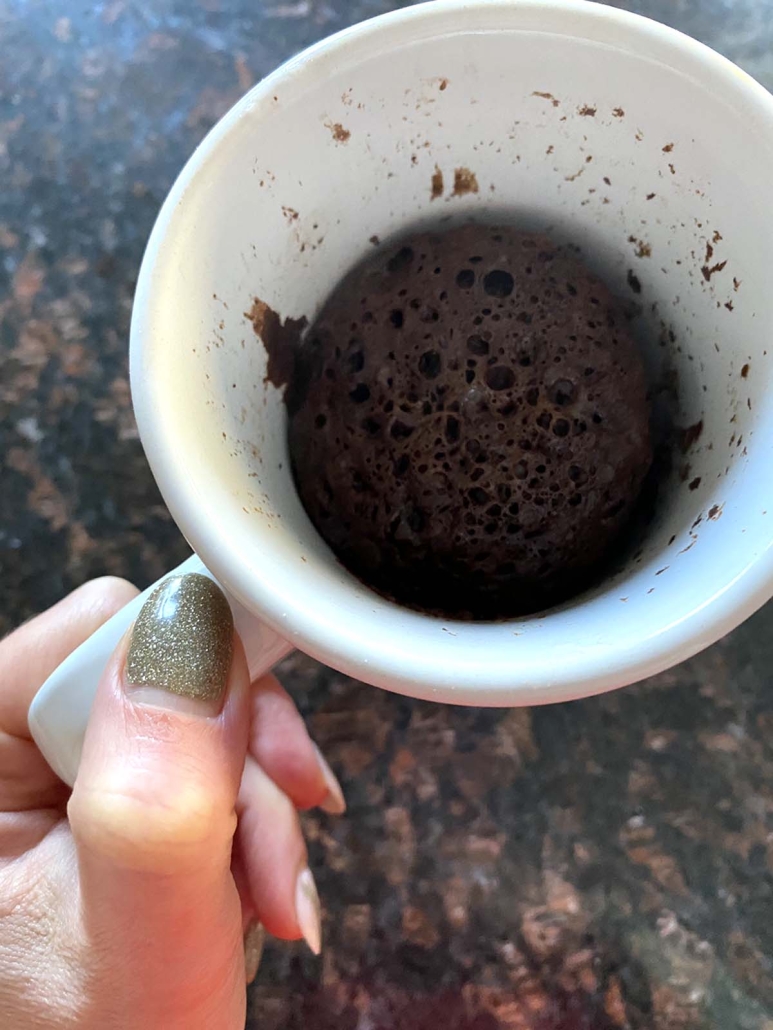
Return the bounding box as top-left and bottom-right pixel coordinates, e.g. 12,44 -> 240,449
678,420 -> 703,453
369,235 -> 381,246
662,143 -> 674,153
327,121 -> 351,143
629,236 -> 651,259
689,477 -> 702,491
603,176 -> 611,186
578,105 -> 596,117
733,277 -> 741,291
431,166 -> 444,200
646,192 -> 656,200
439,78 -> 449,91
246,298 -> 308,389
532,91 -> 559,107
282,205 -> 299,222
741,363 -> 750,378
452,167 -> 479,196
725,300 -> 734,312
612,107 -> 625,118
708,504 -> 723,520
668,163 -> 676,175
702,259 -> 727,282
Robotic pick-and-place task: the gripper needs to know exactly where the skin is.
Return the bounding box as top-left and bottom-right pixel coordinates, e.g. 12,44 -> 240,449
0,577 -> 340,1029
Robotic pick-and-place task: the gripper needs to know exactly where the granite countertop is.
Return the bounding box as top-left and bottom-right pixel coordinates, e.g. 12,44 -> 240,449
2,1 -> 773,1027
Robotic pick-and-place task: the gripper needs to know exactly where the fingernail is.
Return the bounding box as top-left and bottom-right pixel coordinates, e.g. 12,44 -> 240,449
126,573 -> 234,711
295,866 -> 322,955
244,920 -> 265,984
313,744 -> 346,815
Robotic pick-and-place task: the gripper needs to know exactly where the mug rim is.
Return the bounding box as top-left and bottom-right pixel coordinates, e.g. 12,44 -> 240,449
131,0 -> 773,706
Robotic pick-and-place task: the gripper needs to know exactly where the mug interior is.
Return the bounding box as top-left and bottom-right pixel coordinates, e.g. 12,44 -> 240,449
131,0 -> 773,705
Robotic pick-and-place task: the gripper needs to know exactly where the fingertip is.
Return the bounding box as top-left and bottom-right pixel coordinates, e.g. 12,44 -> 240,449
237,756 -> 309,942
69,576 -> 140,620
1,575 -> 140,741
249,676 -> 345,813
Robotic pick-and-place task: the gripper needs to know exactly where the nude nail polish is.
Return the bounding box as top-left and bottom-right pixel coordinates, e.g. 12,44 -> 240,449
313,744 -> 346,815
295,866 -> 322,955
244,920 -> 265,984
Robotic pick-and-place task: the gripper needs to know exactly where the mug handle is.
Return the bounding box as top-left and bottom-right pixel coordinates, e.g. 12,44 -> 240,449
27,554 -> 293,787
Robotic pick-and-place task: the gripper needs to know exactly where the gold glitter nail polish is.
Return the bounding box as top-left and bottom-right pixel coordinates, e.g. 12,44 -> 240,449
126,573 -> 234,704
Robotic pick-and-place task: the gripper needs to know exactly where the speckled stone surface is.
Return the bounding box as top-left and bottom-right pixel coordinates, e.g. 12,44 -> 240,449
2,2 -> 773,1027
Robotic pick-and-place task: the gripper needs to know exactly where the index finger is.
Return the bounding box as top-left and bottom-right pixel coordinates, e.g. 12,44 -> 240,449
0,577 -> 139,740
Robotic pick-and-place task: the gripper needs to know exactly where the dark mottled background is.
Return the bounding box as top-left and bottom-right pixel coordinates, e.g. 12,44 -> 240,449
2,2 -> 773,1028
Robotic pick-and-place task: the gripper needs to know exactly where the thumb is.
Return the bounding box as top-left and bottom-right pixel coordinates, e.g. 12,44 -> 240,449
68,573 -> 250,1030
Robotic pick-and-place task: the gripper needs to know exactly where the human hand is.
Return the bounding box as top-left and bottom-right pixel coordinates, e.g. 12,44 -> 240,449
0,573 -> 345,1029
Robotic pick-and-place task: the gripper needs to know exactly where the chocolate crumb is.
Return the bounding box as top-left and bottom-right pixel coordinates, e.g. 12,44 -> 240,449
701,260 -> 728,282
327,121 -> 351,143
678,420 -> 703,452
741,363 -> 749,378
578,105 -> 596,117
612,107 -> 625,118
627,269 -> 642,294
452,167 -> 479,196
689,477 -> 702,491
431,166 -> 444,200
532,91 -> 559,107
246,298 -> 307,389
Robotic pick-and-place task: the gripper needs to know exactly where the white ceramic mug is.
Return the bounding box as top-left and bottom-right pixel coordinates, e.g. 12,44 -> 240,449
30,0 -> 773,786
